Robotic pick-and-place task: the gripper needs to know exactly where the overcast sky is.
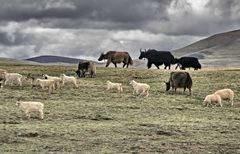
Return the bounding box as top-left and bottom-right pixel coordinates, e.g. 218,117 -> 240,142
0,0 -> 239,60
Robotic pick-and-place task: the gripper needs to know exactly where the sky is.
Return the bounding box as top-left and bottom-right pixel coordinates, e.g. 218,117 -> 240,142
0,0 -> 239,60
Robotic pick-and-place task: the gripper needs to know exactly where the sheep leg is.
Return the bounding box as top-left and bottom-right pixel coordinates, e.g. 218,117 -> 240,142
145,90 -> 149,97
18,79 -> 22,86
120,86 -> 123,92
136,89 -> 140,95
25,111 -> 31,119
74,81 -> 78,88
132,90 -> 136,95
39,111 -> 44,120
140,90 -> 146,97
4,79 -> 8,85
219,100 -> 223,107
230,97 -> 234,106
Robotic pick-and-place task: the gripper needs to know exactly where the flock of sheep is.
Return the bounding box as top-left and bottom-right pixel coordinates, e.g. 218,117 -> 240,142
0,68 -> 80,120
0,67 -> 235,120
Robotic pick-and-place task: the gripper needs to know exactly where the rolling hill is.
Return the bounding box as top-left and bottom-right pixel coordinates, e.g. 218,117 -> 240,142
25,55 -> 84,64
172,29 -> 240,67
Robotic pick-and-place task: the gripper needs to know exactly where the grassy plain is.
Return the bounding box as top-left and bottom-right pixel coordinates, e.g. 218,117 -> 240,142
0,63 -> 240,153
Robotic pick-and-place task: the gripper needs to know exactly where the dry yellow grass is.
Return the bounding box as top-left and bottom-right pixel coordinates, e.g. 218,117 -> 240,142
0,63 -> 240,153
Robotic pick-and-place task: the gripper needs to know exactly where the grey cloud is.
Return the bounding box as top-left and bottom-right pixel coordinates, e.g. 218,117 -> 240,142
0,0 -> 240,60
0,0 -> 171,30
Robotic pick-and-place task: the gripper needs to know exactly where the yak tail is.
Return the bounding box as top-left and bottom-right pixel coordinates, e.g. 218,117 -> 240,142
128,55 -> 133,65
186,72 -> 193,88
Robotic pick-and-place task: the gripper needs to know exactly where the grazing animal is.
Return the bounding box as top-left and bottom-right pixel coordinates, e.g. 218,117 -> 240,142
16,98 -> 44,120
106,80 -> 123,92
60,74 -> 78,88
165,72 -> 192,95
26,73 -> 40,88
4,72 -> 23,86
0,69 -> 7,88
98,51 -> 133,68
139,49 -> 175,69
203,94 -> 222,107
43,74 -> 62,89
174,57 -> 201,70
214,89 -> 234,106
76,61 -> 96,78
35,78 -> 55,93
130,80 -> 150,97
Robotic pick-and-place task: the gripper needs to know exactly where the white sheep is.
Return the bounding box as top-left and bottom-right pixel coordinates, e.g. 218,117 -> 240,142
16,98 -> 44,120
4,72 -> 23,86
130,80 -> 150,97
214,88 -> 234,106
35,78 -> 55,93
43,74 -> 62,89
60,74 -> 78,88
106,80 -> 123,92
203,94 -> 222,107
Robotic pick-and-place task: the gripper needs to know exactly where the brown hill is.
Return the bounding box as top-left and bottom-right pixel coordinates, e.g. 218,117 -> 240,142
172,29 -> 240,67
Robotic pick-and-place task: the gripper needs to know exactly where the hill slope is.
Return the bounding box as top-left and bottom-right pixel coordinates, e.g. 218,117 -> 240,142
25,55 -> 83,64
172,29 -> 240,67
0,57 -> 39,65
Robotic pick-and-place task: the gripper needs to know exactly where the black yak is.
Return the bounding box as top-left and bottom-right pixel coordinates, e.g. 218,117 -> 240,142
139,49 -> 175,69
76,61 -> 96,78
174,57 -> 201,70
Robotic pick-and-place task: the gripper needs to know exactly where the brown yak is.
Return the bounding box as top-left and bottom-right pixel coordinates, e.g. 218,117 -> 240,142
98,51 -> 133,68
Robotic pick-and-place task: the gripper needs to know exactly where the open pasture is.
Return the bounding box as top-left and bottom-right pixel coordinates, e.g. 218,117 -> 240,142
0,63 -> 240,153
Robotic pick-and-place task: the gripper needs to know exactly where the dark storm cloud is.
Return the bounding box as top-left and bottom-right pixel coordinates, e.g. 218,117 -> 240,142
0,0 -> 172,31
0,0 -> 239,59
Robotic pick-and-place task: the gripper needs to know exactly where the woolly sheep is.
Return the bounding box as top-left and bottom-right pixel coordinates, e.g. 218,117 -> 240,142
130,80 -> 150,97
16,98 -> 44,120
4,72 -> 23,86
203,94 -> 222,107
60,74 -> 78,88
35,78 -> 55,93
214,89 -> 234,106
106,80 -> 123,92
43,74 -> 62,89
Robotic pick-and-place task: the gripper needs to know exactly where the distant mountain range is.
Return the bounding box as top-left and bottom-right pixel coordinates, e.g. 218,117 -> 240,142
172,29 -> 240,67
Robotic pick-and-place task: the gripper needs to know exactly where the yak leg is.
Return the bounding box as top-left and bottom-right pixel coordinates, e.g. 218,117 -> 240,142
188,88 -> 191,95
105,60 -> 111,67
147,62 -> 152,69
126,64 -> 129,68
175,64 -> 180,70
154,63 -> 160,69
164,65 -> 167,69
123,63 -> 126,68
113,63 -> 117,68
